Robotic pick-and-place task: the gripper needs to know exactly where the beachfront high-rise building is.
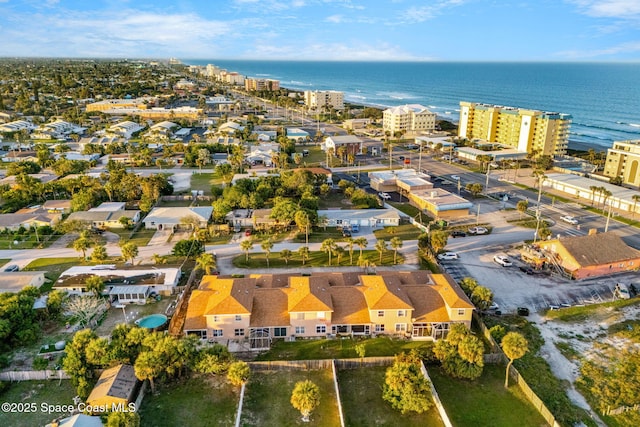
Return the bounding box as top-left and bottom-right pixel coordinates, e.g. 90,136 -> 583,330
304,90 -> 344,111
382,104 -> 437,136
458,102 -> 572,156
245,78 -> 280,92
603,140 -> 640,187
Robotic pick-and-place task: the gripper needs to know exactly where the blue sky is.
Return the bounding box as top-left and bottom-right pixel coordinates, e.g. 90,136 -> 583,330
1,0 -> 639,61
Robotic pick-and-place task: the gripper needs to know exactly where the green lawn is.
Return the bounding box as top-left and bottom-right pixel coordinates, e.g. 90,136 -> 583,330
292,227 -> 346,243
190,172 -> 225,195
373,224 -> 423,240
241,369 -> 340,426
22,257 -> 82,291
111,228 -> 157,247
317,192 -> 354,210
254,337 -> 434,361
232,249 -> 403,269
295,145 -> 325,166
0,232 -> 61,249
139,375 -> 238,427
0,380 -> 78,427
0,258 -> 10,268
429,364 -> 548,427
338,366 -> 444,427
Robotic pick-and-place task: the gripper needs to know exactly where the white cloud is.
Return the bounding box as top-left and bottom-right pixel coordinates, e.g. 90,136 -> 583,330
397,0 -> 467,24
244,40 -> 429,61
555,41 -> 640,58
569,0 -> 640,18
325,14 -> 345,23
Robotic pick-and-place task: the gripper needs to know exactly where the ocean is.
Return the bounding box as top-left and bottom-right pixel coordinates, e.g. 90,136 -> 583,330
184,60 -> 640,151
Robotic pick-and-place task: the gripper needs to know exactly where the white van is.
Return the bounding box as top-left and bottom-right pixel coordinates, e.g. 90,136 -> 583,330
614,283 -> 631,299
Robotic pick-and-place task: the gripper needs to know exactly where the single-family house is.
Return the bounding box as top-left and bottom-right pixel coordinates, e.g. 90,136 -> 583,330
43,200 -> 72,214
286,128 -> 310,142
183,271 -> 473,347
106,121 -> 144,139
0,271 -> 47,293
0,212 -> 60,231
247,144 -> 279,166
323,135 -> 363,156
0,120 -> 36,134
318,209 -> 401,228
537,231 -> 640,280
54,265 -> 181,296
86,364 -> 140,413
1,150 -> 38,163
368,169 -> 431,193
142,206 -> 213,231
66,206 -> 140,229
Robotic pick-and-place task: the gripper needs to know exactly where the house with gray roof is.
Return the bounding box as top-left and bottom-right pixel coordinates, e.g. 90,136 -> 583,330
142,206 -> 213,231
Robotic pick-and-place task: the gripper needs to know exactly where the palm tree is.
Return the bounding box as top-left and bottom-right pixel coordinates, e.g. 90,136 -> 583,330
240,240 -> 253,262
294,210 -> 311,246
390,237 -> 403,265
375,240 -> 388,263
353,237 -> 368,258
600,188 -> 612,214
195,253 -> 216,275
502,332 -> 529,388
297,246 -> 310,265
73,234 -> 91,260
333,245 -> 345,265
344,237 -> 355,265
120,242 -> 138,265
589,185 -> 599,206
320,238 -> 337,266
280,248 -> 292,265
261,239 -> 274,267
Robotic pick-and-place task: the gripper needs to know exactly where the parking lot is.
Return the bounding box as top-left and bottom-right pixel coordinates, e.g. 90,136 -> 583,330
439,228 -> 633,316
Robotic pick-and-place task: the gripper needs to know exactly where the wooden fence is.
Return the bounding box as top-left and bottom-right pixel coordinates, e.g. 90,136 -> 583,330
0,370 -> 69,381
605,404 -> 640,416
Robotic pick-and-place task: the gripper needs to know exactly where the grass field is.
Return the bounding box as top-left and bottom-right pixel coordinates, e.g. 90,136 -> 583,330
429,364 -> 548,427
373,224 -> 423,240
338,366 -> 444,427
190,172 -> 226,195
111,228 -> 157,247
254,337 -> 433,361
232,249 -> 403,269
139,375 -> 238,427
0,380 -> 78,427
241,369 -> 340,426
544,298 -> 640,322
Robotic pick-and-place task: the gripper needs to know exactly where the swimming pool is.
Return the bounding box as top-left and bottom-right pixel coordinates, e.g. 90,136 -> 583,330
136,314 -> 168,329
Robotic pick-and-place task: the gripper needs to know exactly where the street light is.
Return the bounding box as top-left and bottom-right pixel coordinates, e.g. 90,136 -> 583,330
605,201 -> 613,232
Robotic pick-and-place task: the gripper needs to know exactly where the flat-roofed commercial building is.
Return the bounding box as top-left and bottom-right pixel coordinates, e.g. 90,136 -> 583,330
304,90 -> 344,111
409,188 -> 473,219
383,104 -> 436,136
603,140 -> 640,187
458,102 -> 571,156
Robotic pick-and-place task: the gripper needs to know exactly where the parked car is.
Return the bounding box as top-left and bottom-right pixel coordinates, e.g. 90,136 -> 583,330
519,265 -> 535,275
437,252 -> 459,261
450,230 -> 466,238
488,302 -> 500,311
517,307 -> 530,316
560,215 -> 579,225
467,226 -> 489,235
493,255 -> 513,267
245,229 -> 252,236
351,224 -> 360,233
378,192 -> 391,200
451,175 -> 460,180
398,156 -> 405,160
3,264 -> 19,272
342,229 -> 352,237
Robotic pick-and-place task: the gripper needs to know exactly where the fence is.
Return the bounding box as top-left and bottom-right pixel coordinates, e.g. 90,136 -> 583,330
420,361 -> 453,427
605,404 -> 640,416
331,360 -> 346,427
0,370 -> 69,381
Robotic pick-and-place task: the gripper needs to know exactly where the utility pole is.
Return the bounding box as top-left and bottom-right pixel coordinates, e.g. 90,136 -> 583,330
485,163 -> 492,194
605,202 -> 613,232
418,141 -> 423,173
533,173 -> 545,243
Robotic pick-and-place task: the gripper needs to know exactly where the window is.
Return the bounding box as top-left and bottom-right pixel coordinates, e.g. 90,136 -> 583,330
336,219 -> 343,225
212,329 -> 223,337
273,327 -> 287,337
458,309 -> 465,316
235,315 -> 242,321
375,324 -> 385,332
395,324 -> 407,333
213,316 -> 219,322
234,329 -> 245,337
316,325 -> 326,334
295,326 -> 305,334
377,311 -> 384,317
397,310 -> 405,317
317,312 -> 325,320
